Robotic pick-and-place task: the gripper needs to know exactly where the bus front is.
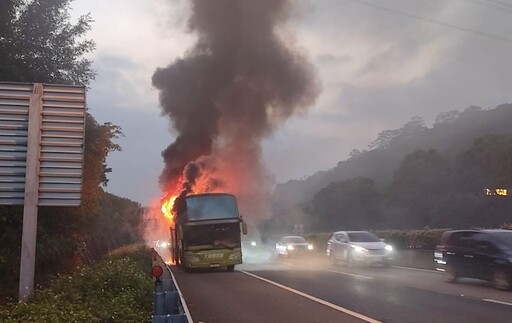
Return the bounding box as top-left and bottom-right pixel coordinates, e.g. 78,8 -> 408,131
178,193 -> 246,271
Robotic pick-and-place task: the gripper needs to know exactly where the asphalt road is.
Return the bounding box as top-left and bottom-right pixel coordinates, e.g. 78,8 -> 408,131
171,255 -> 512,323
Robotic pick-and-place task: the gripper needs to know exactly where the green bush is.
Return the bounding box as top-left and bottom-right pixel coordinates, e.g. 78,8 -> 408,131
0,245 -> 152,322
376,229 -> 447,250
106,244 -> 151,269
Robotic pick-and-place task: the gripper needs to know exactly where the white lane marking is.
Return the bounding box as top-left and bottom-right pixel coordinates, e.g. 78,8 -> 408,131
240,270 -> 382,323
393,266 -> 439,273
328,270 -> 374,280
168,266 -> 194,323
482,299 -> 512,307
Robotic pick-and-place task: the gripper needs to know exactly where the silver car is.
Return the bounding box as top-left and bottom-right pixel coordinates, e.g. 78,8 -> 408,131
326,231 -> 393,266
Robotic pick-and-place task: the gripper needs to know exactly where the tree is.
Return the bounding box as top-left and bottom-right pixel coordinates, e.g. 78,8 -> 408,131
434,110 -> 460,126
80,116 -> 123,213
0,0 -> 20,79
0,0 -> 95,85
306,176 -> 382,231
0,1 -> 138,300
386,149 -> 453,229
368,129 -> 402,150
368,117 -> 427,151
399,116 -> 427,140
86,192 -> 142,259
456,134 -> 512,192
453,135 -> 512,227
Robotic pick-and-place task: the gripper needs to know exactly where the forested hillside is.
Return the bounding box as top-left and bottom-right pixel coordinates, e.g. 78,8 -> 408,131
266,104 -> 512,234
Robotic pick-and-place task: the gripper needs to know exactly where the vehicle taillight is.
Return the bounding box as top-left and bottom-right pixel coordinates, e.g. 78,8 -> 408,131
152,265 -> 163,278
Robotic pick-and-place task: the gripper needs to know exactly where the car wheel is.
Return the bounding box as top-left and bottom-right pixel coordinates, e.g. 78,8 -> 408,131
493,268 -> 511,290
382,260 -> 392,268
444,264 -> 457,283
227,265 -> 235,272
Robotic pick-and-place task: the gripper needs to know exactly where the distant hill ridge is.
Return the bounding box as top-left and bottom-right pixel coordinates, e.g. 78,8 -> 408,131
272,103 -> 512,211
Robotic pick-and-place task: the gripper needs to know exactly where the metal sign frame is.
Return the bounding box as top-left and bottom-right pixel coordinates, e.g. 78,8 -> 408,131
0,82 -> 86,301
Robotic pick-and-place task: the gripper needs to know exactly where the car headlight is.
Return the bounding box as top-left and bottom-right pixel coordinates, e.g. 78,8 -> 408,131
251,241 -> 257,247
351,245 -> 367,253
385,245 -> 393,252
287,244 -> 295,250
307,244 -> 314,250
229,252 -> 241,260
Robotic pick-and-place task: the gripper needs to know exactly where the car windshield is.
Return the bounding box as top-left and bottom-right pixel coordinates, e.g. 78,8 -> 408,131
492,232 -> 512,249
348,232 -> 380,242
283,237 -> 306,244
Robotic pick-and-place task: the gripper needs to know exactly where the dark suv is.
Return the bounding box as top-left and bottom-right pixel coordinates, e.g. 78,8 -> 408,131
434,230 -> 512,290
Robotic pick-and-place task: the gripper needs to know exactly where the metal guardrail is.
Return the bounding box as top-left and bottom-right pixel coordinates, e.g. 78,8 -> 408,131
151,248 -> 192,323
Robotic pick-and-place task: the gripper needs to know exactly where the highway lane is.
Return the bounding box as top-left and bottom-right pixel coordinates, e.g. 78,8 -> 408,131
170,266 -> 366,323
277,256 -> 512,304
171,256 -> 512,322
242,257 -> 512,322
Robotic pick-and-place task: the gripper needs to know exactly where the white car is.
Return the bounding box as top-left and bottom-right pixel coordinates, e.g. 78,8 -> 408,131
326,231 -> 393,267
276,236 -> 314,257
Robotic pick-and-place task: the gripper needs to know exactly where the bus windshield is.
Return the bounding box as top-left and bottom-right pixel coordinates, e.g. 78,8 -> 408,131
185,194 -> 239,221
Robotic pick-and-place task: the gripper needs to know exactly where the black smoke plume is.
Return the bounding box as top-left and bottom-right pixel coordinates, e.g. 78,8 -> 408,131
153,0 -> 321,219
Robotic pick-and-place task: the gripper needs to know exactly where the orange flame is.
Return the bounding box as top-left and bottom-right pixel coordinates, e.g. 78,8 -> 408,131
160,168 -> 223,225
161,194 -> 178,222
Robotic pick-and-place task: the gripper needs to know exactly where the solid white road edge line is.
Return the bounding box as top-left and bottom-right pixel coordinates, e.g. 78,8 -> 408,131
240,270 -> 382,323
482,299 -> 512,307
327,270 -> 374,280
168,266 -> 194,323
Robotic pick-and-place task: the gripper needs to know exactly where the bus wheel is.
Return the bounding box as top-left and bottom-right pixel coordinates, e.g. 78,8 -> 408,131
227,265 -> 235,272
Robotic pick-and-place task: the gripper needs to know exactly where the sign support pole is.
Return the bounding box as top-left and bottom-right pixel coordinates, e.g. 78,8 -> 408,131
18,84 -> 43,302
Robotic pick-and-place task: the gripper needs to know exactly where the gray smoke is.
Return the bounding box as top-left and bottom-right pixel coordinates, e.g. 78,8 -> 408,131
153,0 -> 321,219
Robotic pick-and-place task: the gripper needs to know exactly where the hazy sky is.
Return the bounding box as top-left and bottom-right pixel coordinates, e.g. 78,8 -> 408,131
71,0 -> 512,205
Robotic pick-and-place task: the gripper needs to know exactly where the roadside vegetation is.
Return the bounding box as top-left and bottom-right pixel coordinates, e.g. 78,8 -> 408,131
0,245 -> 152,322
0,0 -> 143,301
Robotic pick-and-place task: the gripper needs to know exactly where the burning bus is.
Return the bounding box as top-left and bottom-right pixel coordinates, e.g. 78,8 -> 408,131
166,193 -> 247,271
